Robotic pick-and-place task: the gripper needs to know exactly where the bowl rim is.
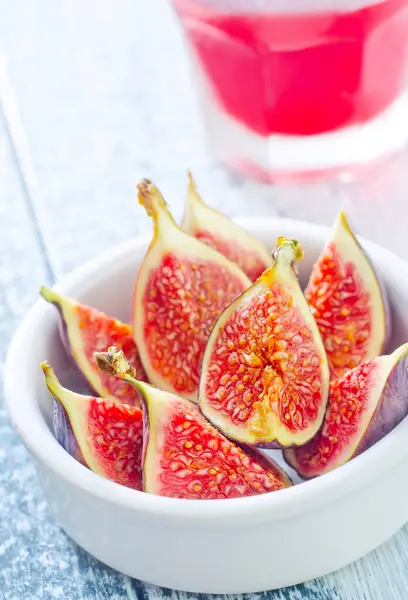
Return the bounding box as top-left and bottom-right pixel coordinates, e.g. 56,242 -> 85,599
5,216 -> 408,522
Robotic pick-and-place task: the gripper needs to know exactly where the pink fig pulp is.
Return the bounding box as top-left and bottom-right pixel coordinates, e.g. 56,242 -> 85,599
95,347 -> 292,499
284,343 -> 408,478
43,362 -> 144,490
182,172 -> 273,281
305,211 -> 389,379
200,238 -> 330,448
133,179 -> 251,403
41,286 -> 147,406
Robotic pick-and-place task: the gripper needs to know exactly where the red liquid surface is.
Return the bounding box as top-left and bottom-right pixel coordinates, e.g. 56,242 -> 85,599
173,0 -> 408,136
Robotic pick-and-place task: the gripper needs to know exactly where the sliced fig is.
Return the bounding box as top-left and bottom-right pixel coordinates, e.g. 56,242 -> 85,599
42,362 -> 144,490
95,347 -> 292,499
182,172 -> 273,281
305,211 -> 389,379
199,237 -> 330,448
284,343 -> 408,478
133,179 -> 251,403
40,287 -> 147,406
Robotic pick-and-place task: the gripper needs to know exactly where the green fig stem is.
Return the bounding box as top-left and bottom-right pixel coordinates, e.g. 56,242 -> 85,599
41,361 -> 64,397
273,238 -> 303,267
40,286 -> 64,306
137,179 -> 177,238
186,170 -> 204,206
94,347 -> 148,395
336,210 -> 354,237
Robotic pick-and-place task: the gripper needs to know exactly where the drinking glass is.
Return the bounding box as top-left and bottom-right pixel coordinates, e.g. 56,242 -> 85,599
171,0 -> 408,181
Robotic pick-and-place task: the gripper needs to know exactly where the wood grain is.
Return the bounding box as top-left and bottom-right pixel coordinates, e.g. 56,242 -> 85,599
1,0 -> 408,598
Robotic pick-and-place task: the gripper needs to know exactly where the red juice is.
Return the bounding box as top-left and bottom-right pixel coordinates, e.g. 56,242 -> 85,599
173,0 -> 408,137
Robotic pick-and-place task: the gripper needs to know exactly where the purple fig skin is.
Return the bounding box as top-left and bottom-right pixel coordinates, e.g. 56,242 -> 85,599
140,398 -> 151,493
53,398 -> 85,465
46,294 -> 93,465
45,295 -> 74,361
50,299 -> 100,397
248,439 -> 299,451
354,353 -> 408,456
55,303 -> 72,358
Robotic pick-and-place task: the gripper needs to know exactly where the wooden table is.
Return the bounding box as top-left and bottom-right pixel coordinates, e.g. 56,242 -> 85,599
1,1 -> 408,598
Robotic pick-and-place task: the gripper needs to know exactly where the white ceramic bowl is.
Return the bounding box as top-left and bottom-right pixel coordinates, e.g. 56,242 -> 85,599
5,217 -> 408,594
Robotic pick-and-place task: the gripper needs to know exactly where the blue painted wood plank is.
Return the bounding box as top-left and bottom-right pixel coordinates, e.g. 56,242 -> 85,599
0,127 -> 134,600
134,580 -> 339,600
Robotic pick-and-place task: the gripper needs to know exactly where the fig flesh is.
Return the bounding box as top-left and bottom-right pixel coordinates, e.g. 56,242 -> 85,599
95,347 -> 292,499
42,362 -> 144,490
133,179 -> 251,403
200,238 -> 330,448
305,211 -> 389,379
284,343 -> 408,478
182,172 -> 273,281
40,287 -> 146,406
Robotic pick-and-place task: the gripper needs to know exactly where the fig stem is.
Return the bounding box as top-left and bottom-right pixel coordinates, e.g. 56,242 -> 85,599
40,286 -> 63,306
337,210 -> 353,236
94,347 -> 148,395
137,179 -> 177,238
41,361 -> 64,397
273,238 -> 303,267
186,170 -> 203,206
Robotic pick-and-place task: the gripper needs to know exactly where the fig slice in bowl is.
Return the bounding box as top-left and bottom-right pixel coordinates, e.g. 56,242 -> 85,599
199,237 -> 330,449
42,362 -> 144,490
305,211 -> 389,379
133,179 -> 251,403
95,347 -> 292,499
284,343 -> 408,478
40,286 -> 146,407
182,171 -> 273,281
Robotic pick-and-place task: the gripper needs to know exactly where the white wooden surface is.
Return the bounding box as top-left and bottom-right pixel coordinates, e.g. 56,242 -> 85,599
1,1 -> 408,598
